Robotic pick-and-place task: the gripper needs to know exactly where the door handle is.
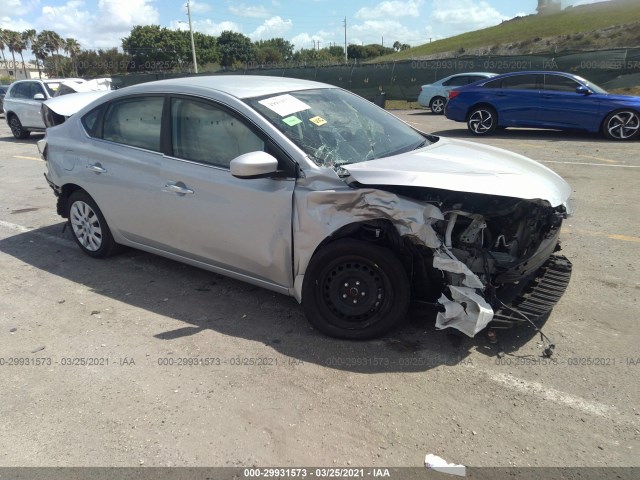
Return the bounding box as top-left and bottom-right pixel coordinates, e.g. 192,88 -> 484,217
87,164 -> 107,174
164,182 -> 194,195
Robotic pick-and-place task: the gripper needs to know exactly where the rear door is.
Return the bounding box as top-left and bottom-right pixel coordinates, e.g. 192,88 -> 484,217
484,74 -> 543,126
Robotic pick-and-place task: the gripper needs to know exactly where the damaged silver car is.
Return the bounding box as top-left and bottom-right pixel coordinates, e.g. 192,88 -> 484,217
39,76 -> 572,339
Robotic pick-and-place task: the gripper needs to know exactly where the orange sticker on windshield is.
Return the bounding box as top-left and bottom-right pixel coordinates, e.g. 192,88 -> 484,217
309,116 -> 327,126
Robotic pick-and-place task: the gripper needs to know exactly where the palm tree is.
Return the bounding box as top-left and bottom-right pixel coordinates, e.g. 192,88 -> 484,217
21,29 -> 37,77
5,30 -> 21,79
0,29 -> 10,76
65,38 -> 81,77
40,30 -> 64,76
31,37 -> 47,79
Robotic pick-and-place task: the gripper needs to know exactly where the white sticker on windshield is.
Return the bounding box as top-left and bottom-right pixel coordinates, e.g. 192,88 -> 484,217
259,94 -> 311,117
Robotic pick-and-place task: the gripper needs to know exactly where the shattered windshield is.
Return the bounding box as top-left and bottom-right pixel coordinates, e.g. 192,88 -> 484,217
246,88 -> 429,169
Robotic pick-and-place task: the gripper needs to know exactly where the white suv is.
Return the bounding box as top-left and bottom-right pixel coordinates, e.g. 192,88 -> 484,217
3,78 -> 84,138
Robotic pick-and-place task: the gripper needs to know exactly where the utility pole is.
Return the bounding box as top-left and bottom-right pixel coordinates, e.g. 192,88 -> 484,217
382,36 -> 384,47
187,0 -> 198,74
343,17 -> 347,64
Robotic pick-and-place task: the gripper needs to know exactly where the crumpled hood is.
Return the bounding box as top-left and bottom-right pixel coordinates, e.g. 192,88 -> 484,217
344,137 -> 571,207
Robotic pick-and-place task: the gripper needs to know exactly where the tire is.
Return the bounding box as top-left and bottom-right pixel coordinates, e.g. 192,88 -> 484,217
467,106 -> 498,135
67,190 -> 119,258
301,239 -> 410,339
429,96 -> 446,115
9,115 -> 30,139
602,110 -> 640,141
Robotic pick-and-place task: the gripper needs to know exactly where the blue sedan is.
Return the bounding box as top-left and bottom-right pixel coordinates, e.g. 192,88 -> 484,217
444,71 -> 640,140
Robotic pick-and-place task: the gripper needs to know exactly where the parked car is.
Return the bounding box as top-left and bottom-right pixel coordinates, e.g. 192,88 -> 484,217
39,76 -> 572,339
3,78 -> 84,138
0,85 -> 9,116
445,71 -> 640,140
417,72 -> 497,114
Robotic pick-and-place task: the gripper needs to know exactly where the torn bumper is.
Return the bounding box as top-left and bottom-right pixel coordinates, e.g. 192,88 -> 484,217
491,254 -> 572,328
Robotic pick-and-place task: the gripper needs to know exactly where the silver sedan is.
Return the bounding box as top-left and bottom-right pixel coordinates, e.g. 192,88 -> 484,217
40,76 -> 572,339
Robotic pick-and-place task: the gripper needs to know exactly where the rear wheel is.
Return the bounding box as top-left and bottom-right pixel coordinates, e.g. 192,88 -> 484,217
467,106 -> 498,135
602,110 -> 640,140
302,239 -> 410,339
429,96 -> 446,115
67,190 -> 119,258
9,115 -> 30,139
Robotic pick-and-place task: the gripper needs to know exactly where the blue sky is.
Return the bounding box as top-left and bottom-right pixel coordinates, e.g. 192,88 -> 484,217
1,0 -> 607,52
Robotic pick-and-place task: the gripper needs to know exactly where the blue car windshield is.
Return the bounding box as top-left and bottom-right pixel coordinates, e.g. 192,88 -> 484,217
246,88 -> 429,168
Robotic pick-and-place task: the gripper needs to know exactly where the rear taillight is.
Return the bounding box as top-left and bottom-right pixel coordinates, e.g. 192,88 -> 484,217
448,90 -> 460,100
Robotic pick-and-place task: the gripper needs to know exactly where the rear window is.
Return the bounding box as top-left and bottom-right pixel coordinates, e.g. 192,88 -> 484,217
102,96 -> 164,151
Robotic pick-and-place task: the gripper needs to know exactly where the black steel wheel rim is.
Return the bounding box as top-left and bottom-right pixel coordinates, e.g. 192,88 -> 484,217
320,257 -> 389,329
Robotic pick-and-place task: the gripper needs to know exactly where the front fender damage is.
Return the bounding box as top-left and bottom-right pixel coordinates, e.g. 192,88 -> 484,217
291,171 -> 493,337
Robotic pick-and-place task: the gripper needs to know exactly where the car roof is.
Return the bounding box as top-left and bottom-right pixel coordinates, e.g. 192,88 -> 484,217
123,75 -> 336,99
447,72 -> 496,77
490,71 -> 579,78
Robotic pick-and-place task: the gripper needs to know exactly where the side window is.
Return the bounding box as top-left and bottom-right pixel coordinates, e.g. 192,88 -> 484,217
103,96 -> 164,151
171,97 -> 265,168
544,75 -> 581,92
483,78 -> 503,89
31,83 -> 46,97
467,76 -> 485,84
502,74 -> 541,90
81,107 -> 102,137
11,83 -> 29,99
443,76 -> 468,87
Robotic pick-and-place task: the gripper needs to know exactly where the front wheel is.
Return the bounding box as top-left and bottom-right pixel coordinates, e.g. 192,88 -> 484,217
602,110 -> 640,140
9,115 -> 30,139
429,96 -> 446,115
67,190 -> 119,258
467,106 -> 498,135
301,239 -> 410,339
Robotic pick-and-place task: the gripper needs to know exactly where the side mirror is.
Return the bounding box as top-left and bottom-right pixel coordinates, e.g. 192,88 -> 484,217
575,85 -> 591,95
33,93 -> 46,100
230,151 -> 279,179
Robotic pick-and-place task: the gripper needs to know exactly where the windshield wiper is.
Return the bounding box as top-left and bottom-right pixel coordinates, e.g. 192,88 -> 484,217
413,139 -> 429,150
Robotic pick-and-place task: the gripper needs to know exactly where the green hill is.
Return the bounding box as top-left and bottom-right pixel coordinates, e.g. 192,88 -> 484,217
373,0 -> 640,62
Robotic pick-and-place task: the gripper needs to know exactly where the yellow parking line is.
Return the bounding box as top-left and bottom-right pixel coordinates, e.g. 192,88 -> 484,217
564,227 -> 640,243
13,155 -> 42,161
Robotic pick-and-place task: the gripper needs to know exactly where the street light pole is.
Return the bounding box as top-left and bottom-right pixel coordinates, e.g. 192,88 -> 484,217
187,0 -> 198,74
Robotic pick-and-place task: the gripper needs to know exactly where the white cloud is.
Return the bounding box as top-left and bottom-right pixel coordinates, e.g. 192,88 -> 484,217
291,30 -> 334,50
249,16 -> 292,40
171,19 -> 243,36
431,0 -> 507,32
229,3 -> 271,19
0,16 -> 35,32
35,0 -> 159,49
355,0 -> 423,20
183,0 -> 211,14
3,0 -> 40,15
351,19 -> 426,46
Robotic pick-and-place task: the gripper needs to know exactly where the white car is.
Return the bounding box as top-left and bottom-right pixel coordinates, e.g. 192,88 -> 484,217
418,72 -> 497,114
3,78 -> 85,138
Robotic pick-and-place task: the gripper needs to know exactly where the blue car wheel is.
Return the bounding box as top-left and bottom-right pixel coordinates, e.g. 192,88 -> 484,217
603,110 -> 640,141
467,106 -> 498,135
